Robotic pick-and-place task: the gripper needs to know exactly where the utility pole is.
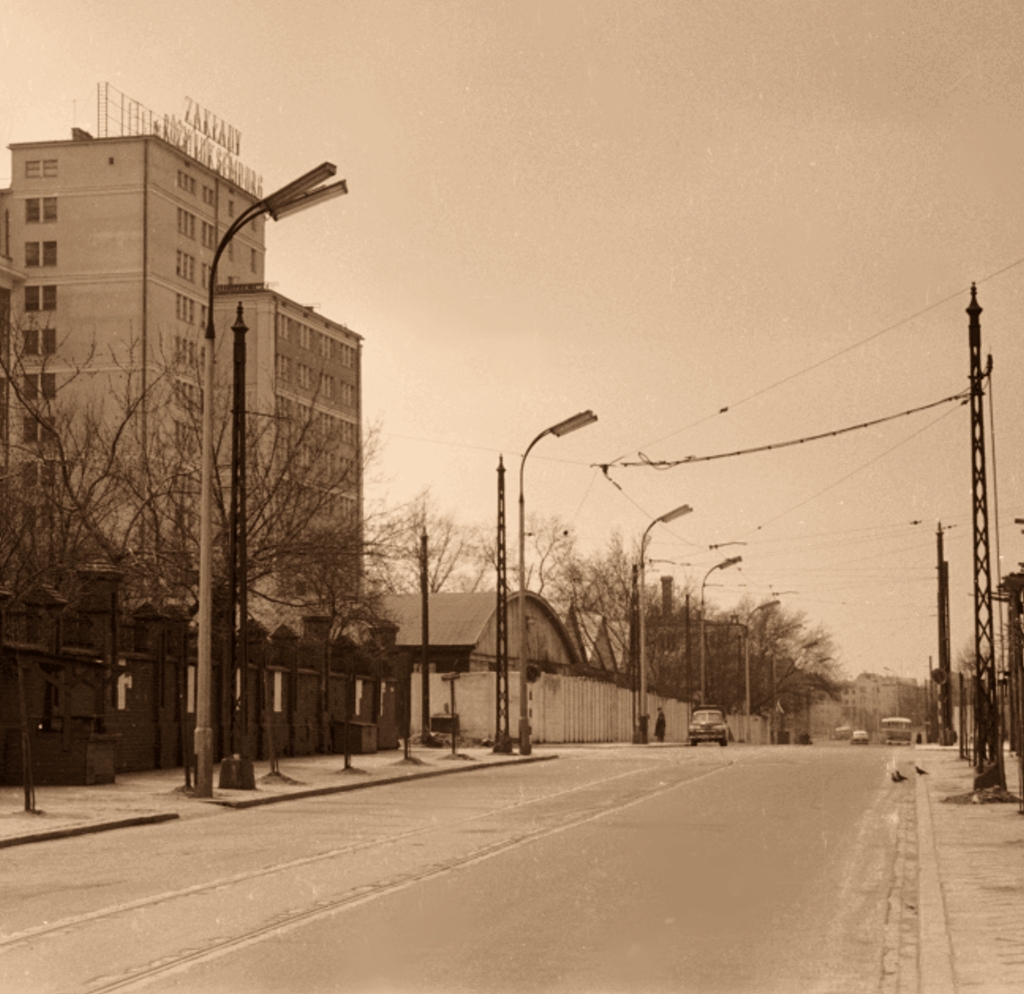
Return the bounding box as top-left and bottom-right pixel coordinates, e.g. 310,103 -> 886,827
494,458 -> 511,752
420,531 -> 432,744
630,564 -> 639,740
966,285 -> 1003,785
936,522 -> 954,744
684,592 -> 691,705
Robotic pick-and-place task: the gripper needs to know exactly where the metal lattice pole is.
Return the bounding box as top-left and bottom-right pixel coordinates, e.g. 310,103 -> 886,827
966,285 -> 1003,784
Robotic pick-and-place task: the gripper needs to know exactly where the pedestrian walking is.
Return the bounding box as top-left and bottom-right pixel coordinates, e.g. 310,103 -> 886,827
654,708 -> 666,743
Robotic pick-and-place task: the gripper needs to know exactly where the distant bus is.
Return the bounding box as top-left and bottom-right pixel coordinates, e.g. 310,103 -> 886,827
881,716 -> 912,745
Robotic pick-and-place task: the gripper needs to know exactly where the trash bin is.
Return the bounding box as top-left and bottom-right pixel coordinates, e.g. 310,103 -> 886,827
429,713 -> 459,738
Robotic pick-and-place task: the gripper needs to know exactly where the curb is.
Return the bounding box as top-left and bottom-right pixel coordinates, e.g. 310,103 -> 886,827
915,767 -> 956,994
0,754 -> 558,847
210,754 -> 559,809
0,812 -> 180,850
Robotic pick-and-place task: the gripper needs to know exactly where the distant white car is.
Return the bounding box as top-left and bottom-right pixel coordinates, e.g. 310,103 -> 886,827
851,730 -> 870,745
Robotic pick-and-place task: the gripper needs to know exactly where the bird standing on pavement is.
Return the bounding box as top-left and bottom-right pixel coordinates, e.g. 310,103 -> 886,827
887,758 -> 908,782
915,765 -> 928,776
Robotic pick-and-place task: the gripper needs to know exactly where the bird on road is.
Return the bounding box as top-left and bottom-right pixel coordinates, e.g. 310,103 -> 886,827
886,758 -> 908,782
915,765 -> 928,776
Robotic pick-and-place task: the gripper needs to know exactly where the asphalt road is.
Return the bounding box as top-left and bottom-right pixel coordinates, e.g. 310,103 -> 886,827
0,743 -> 913,994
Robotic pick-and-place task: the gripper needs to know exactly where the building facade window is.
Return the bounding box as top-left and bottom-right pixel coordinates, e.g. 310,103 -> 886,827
25,286 -> 57,311
177,208 -> 196,239
176,251 -> 196,282
250,247 -> 256,273
25,242 -> 57,267
177,170 -> 196,195
176,294 -> 196,324
331,340 -> 357,367
41,372 -> 56,399
22,328 -> 38,354
25,160 -> 57,178
26,198 -> 58,223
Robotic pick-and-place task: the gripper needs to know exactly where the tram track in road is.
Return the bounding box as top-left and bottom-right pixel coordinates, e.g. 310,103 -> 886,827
0,753 -> 737,954
77,760 -> 736,993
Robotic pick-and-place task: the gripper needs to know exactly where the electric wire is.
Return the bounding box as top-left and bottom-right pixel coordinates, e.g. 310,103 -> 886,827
605,252 -> 1024,465
603,389 -> 968,470
736,404 -> 964,539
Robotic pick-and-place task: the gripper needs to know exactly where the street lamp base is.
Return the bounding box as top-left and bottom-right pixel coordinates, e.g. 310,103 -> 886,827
518,718 -> 532,756
194,727 -> 214,798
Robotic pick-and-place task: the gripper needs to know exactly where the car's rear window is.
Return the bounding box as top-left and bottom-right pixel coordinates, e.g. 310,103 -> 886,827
693,711 -> 724,722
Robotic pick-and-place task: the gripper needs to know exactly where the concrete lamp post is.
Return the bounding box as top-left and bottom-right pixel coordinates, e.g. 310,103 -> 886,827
637,504 -> 693,743
518,410 -> 597,756
741,600 -> 779,742
699,556 -> 742,704
194,163 -> 348,799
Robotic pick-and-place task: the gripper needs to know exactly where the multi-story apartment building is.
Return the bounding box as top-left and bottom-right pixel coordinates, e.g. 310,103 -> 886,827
0,116 -> 361,609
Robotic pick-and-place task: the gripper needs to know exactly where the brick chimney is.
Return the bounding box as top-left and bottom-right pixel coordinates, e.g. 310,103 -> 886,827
661,575 -> 674,618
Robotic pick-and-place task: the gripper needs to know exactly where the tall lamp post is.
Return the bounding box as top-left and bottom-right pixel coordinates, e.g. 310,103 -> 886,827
699,556 -> 742,703
741,600 -> 779,742
194,163 -> 348,798
638,504 -> 693,743
518,410 -> 597,756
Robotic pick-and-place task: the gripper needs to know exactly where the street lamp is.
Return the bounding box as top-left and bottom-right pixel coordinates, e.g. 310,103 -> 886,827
194,163 -> 348,798
638,503 -> 693,743
699,556 -> 742,703
740,600 -> 779,742
518,410 -> 597,756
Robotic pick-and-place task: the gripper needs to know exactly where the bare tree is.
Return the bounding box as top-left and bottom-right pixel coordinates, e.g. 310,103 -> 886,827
376,492 -> 485,595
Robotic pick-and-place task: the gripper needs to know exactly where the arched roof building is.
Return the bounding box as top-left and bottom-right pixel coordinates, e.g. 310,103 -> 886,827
382,591 -> 582,676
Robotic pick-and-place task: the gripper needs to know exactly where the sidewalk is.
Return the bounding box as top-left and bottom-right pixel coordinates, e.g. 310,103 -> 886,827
915,745 -> 1024,994
0,746 -> 556,849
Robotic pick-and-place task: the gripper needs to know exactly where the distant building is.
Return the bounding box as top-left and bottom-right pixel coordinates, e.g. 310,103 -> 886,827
0,102 -> 361,606
809,671 -> 924,738
382,591 -> 582,676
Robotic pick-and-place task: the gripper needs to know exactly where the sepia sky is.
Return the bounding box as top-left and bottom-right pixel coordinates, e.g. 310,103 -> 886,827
4,0 -> 1024,684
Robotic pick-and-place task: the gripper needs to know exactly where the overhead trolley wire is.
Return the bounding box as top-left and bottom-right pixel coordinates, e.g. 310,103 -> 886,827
601,388 -> 969,471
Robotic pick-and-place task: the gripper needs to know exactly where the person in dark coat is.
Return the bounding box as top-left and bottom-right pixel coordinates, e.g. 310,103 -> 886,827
654,708 -> 666,743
